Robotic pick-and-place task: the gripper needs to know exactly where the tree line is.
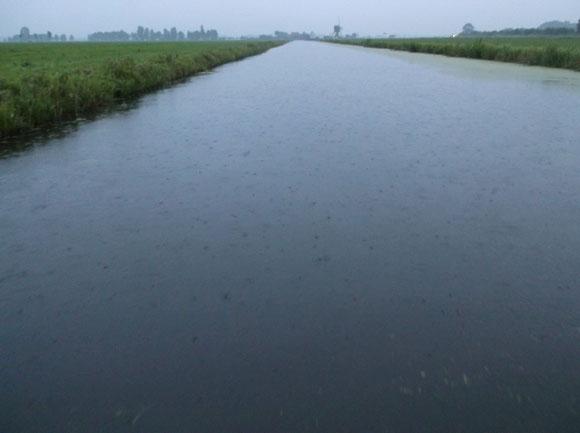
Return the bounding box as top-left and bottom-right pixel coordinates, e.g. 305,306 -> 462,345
88,26 -> 219,42
460,21 -> 580,37
5,27 -> 74,42
242,31 -> 315,41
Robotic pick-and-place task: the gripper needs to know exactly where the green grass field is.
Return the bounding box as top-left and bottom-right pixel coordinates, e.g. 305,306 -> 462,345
0,41 -> 282,139
334,37 -> 580,71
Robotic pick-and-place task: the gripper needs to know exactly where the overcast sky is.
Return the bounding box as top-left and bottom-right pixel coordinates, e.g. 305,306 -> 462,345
1,0 -> 578,39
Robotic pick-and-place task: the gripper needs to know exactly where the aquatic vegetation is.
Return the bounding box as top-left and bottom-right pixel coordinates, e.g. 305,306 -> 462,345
333,37 -> 580,72
0,41 -> 282,139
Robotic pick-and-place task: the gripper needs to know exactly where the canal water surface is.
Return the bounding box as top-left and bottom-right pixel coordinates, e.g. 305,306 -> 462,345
1,41 -> 580,433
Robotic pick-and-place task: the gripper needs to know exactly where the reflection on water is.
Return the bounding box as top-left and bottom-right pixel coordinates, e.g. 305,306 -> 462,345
1,42 -> 580,433
0,101 -> 143,159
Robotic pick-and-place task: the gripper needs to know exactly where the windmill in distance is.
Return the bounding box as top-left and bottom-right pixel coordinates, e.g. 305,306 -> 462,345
333,19 -> 342,38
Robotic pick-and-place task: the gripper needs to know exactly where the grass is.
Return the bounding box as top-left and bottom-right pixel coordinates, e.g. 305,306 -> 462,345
332,37 -> 580,72
0,41 -> 282,139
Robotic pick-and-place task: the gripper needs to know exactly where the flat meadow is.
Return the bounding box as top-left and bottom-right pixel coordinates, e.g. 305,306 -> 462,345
0,41 -> 281,139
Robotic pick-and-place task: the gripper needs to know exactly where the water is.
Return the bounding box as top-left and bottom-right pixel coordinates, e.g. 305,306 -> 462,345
1,41 -> 580,433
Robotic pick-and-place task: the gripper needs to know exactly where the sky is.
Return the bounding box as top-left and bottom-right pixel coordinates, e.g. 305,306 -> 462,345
1,0 -> 578,39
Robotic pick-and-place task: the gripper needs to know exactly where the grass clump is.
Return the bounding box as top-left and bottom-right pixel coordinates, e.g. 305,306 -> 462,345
332,37 -> 580,72
0,41 -> 282,139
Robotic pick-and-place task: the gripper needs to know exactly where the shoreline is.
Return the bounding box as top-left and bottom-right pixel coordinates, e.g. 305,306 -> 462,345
330,38 -> 580,72
0,41 -> 283,141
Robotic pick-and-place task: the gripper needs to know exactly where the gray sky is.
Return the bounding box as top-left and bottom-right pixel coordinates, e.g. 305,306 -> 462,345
1,0 -> 578,39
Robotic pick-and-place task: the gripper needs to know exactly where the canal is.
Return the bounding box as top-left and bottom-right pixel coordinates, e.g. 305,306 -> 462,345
1,41 -> 580,433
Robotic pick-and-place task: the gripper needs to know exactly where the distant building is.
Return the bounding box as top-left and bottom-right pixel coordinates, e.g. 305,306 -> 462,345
333,24 -> 342,38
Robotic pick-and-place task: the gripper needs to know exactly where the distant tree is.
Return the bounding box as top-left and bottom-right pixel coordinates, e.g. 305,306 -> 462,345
60,34 -> 67,42
459,25 -> 573,37
69,35 -> 74,41
577,19 -> 580,33
47,31 -> 52,41
538,20 -> 576,30
87,30 -> 130,42
20,27 -> 30,41
462,23 -> 475,34
84,25 -> 221,43
333,24 -> 342,38
207,29 -> 218,40
200,25 -> 205,35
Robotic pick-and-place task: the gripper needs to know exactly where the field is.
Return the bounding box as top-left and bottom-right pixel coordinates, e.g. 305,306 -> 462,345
0,41 -> 282,139
333,37 -> 580,72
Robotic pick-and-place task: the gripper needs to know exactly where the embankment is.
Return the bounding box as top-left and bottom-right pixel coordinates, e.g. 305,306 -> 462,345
332,38 -> 580,72
0,41 -> 282,139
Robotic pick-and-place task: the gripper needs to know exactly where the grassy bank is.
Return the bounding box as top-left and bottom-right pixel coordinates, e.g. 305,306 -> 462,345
332,37 -> 580,71
0,41 -> 282,139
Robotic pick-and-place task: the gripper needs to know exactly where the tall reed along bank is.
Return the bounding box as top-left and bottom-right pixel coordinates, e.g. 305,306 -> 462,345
333,37 -> 580,72
0,41 -> 282,139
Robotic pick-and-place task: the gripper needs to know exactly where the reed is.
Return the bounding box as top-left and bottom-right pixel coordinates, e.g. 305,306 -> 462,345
332,37 -> 580,71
